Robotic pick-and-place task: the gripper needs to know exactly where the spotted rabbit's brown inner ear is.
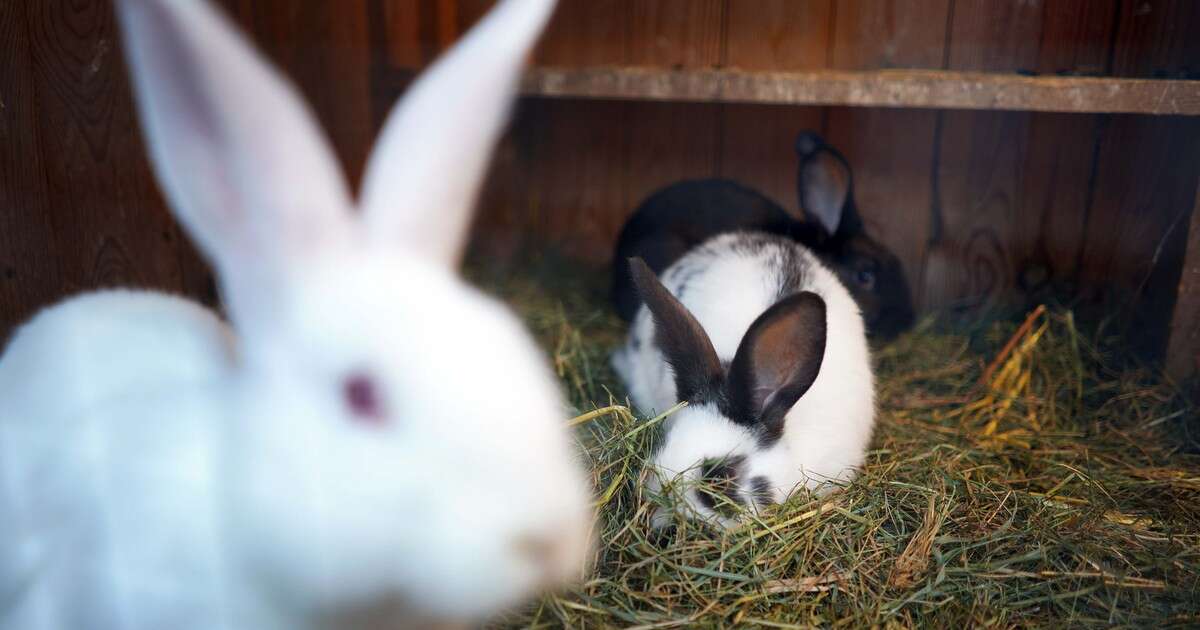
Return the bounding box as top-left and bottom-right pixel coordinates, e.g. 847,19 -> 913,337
727,292 -> 827,445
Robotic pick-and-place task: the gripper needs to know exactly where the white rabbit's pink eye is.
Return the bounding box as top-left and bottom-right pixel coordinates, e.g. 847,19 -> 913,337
343,374 -> 384,424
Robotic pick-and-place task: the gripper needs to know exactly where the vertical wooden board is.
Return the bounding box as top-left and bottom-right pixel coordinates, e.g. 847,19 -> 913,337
534,0 -> 631,66
467,99 -> 536,262
628,0 -> 724,68
0,0 -> 64,337
830,0 -> 950,69
380,0 -> 423,67
944,0 -> 1044,72
1010,113 -> 1096,292
623,100 -> 723,235
474,99 -> 633,264
1077,116 -> 1200,355
824,107 -> 939,296
1008,2 -> 1116,299
718,1 -> 831,275
922,109 -> 1030,311
916,0 -> 1113,312
24,1 -> 205,305
1167,182 -> 1200,381
227,0 -> 375,185
1036,0 -> 1118,76
823,1 -> 948,310
456,0 -> 492,24
724,0 -> 833,70
379,0 -> 472,69
718,104 -> 825,211
1075,1 -> 1200,358
1110,0 -> 1200,78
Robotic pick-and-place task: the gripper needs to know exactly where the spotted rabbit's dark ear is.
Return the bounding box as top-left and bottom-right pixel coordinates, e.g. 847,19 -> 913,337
795,132 -> 858,238
627,258 -> 723,404
727,291 -> 827,444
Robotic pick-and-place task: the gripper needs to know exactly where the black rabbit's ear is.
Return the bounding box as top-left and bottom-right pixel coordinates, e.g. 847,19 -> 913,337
727,292 -> 827,443
627,258 -> 724,404
794,131 -> 824,158
795,132 -> 856,238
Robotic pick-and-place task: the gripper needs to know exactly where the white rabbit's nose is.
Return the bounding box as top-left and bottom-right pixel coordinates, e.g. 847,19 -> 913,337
512,523 -> 588,583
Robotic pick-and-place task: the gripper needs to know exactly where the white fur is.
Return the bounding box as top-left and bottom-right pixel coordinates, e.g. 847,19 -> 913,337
613,233 -> 876,526
0,1 -> 590,629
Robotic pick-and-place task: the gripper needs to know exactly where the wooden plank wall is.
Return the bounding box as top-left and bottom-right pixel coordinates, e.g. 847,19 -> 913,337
1,0 -> 1198,365
0,0 -> 376,340
379,0 -> 1200,359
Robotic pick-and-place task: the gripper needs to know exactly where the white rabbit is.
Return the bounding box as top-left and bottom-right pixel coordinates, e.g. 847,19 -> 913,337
611,232 -> 876,529
0,0 -> 593,628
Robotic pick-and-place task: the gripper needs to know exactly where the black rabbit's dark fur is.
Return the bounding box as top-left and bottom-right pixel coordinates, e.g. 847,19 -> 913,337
611,132 -> 915,340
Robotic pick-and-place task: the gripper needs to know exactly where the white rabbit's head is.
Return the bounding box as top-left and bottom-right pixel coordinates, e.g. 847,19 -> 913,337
117,0 -> 591,621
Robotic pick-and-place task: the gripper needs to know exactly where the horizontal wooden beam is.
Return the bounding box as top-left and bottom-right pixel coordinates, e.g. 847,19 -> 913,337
520,67 -> 1200,115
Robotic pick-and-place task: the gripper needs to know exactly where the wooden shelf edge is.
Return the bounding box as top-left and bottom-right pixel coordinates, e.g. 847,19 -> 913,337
520,67 -> 1200,115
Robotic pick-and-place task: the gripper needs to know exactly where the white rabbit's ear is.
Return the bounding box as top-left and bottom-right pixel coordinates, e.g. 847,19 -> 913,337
359,0 -> 557,267
116,0 -> 353,318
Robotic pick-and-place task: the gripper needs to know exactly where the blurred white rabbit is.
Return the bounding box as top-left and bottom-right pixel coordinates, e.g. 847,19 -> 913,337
0,0 -> 593,628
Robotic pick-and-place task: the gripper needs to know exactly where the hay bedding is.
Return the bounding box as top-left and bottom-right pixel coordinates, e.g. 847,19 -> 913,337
471,255 -> 1200,629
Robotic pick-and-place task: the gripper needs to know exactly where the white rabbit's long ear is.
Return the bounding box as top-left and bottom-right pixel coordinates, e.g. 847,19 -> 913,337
116,0 -> 353,320
358,0 -> 556,267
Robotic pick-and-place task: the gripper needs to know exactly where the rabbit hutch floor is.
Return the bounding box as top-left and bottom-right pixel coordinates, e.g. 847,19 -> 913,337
467,249 -> 1200,629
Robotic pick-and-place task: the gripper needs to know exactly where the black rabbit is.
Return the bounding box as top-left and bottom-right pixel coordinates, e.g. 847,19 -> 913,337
611,131 -> 915,340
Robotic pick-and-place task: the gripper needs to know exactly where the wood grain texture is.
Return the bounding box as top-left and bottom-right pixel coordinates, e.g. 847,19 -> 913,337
628,0 -> 724,68
921,108 -> 1028,310
1008,2 -> 1117,307
1082,2 -> 1200,359
1111,0 -> 1200,78
944,0 -> 1043,73
223,0 -> 374,185
724,0 -> 833,71
534,0 -> 630,66
925,1 -> 1125,313
826,107 -> 938,300
718,104 -> 825,216
0,0 -> 66,340
1036,0 -> 1118,76
719,1 -> 830,226
11,0 -> 1199,368
0,0 -> 212,342
380,0 -> 424,68
511,98 -> 633,263
830,0 -> 949,70
1077,115 -> 1200,355
625,100 -> 722,211
921,0 -> 1052,311
825,0 -> 949,304
1167,181 -> 1200,381
1,0 -> 376,341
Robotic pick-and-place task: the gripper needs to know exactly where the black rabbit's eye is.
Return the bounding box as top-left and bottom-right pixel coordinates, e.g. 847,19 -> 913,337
343,373 -> 385,424
856,269 -> 876,289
